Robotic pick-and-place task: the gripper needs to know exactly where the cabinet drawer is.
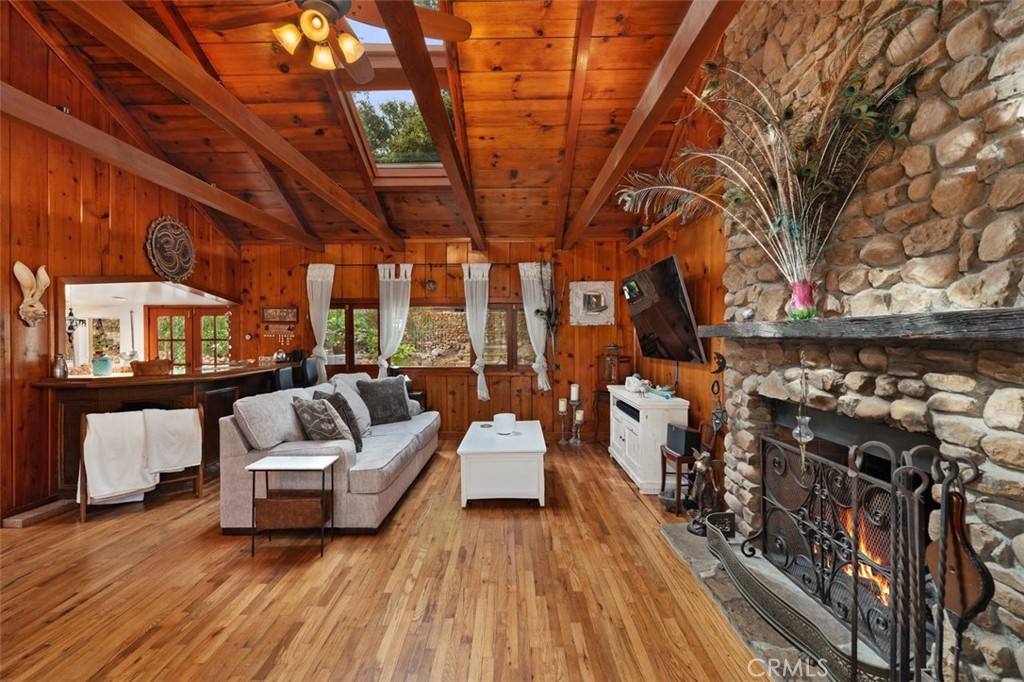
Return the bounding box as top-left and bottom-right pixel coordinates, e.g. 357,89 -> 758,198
255,490 -> 329,530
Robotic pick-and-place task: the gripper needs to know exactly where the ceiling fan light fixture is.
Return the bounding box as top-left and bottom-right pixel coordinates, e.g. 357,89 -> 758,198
310,42 -> 338,70
337,31 -> 364,64
272,23 -> 303,55
299,8 -> 332,42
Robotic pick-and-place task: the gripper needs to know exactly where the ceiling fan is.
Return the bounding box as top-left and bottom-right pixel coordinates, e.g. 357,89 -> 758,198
208,0 -> 472,85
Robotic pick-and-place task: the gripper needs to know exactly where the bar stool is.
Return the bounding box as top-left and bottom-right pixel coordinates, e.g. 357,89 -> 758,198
660,421 -> 714,517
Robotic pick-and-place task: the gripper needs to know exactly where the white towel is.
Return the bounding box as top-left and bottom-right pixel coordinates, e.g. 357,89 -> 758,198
143,409 -> 202,473
79,412 -> 158,503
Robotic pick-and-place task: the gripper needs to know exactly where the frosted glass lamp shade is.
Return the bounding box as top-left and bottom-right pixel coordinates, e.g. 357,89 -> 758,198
493,413 -> 516,435
310,42 -> 338,70
337,31 -> 364,63
300,9 -> 332,42
272,24 -> 303,55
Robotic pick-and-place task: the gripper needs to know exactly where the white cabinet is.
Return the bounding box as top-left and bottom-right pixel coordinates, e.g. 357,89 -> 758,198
607,385 -> 689,494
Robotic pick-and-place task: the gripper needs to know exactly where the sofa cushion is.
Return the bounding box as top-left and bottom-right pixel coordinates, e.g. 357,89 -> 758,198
233,387 -> 313,450
313,390 -> 363,452
329,376 -> 372,435
357,377 -> 411,425
293,396 -> 353,441
348,412 -> 440,494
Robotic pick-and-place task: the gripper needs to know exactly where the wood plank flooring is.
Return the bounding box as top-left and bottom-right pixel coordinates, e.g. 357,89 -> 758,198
1,442 -> 760,681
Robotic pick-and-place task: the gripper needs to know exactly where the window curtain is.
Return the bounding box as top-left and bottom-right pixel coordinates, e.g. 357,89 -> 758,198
377,263 -> 413,378
518,262 -> 552,391
305,263 -> 335,383
462,263 -> 491,401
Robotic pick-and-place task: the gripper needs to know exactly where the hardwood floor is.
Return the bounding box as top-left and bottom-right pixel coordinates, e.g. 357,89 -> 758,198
1,442 -> 759,681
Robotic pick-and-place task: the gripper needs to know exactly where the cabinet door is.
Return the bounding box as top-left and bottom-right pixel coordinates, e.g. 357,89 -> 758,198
609,408 -> 623,456
623,419 -> 641,471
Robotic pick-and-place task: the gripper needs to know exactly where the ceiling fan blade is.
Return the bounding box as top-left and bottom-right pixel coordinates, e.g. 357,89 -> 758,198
348,1 -> 472,42
333,19 -> 375,85
206,2 -> 298,31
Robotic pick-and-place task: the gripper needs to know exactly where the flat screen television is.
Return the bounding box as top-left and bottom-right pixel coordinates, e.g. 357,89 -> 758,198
622,255 -> 707,364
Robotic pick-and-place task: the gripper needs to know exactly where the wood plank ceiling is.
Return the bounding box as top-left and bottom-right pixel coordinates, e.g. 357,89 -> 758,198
10,0 -> 734,250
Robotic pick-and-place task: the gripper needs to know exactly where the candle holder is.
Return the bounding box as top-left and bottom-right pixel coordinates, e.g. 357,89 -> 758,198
570,399 -> 583,447
558,408 -> 569,445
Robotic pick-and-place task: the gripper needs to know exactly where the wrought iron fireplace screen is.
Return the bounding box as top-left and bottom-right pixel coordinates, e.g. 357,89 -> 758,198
754,436 -> 932,661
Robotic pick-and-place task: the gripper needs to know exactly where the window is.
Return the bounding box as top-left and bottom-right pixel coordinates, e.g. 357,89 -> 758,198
199,312 -> 231,369
325,304 -> 379,370
149,307 -> 190,373
146,305 -> 234,373
403,308 -> 470,367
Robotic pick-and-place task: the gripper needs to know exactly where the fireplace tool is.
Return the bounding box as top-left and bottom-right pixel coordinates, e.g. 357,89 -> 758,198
847,445 -> 866,678
923,449 -> 991,682
891,457 -> 930,682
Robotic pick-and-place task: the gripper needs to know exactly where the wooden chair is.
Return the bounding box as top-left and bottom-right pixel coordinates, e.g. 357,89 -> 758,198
660,421 -> 715,517
130,358 -> 173,375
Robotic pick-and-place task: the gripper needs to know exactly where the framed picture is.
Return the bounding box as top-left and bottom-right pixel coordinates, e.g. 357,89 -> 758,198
569,281 -> 615,326
261,306 -> 299,323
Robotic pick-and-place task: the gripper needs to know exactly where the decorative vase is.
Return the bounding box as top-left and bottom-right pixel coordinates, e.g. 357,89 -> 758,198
91,354 -> 113,376
785,280 -> 818,320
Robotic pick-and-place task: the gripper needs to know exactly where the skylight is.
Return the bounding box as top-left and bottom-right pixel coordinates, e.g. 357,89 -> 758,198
352,90 -> 453,167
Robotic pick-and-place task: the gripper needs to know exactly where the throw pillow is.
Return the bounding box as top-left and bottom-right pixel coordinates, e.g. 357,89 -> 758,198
292,396 -> 353,441
313,390 -> 363,452
357,377 -> 412,425
329,376 -> 373,435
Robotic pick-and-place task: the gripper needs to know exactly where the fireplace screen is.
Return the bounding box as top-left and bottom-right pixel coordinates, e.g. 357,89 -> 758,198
760,436 -> 922,660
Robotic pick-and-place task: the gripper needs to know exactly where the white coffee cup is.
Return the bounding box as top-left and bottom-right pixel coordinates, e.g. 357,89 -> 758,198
493,413 -> 516,435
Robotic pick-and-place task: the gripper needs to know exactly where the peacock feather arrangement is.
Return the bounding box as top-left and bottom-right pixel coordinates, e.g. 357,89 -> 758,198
617,5 -> 934,319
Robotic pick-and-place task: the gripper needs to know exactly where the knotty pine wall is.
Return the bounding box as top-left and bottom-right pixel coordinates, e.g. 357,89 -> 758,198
238,221 -> 727,441
1,5 -> 242,519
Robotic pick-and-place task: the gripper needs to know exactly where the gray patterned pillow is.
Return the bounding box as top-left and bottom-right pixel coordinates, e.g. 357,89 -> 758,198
313,390 -> 363,452
292,397 -> 353,441
356,377 -> 411,425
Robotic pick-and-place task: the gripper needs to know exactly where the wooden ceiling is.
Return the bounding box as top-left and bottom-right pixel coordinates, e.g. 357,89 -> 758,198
4,0 -> 741,252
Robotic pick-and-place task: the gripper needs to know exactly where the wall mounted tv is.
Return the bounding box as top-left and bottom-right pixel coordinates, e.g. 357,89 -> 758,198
622,255 -> 708,364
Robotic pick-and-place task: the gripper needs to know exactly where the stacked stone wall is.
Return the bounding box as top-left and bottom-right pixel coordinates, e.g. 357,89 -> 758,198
720,2 -> 1024,679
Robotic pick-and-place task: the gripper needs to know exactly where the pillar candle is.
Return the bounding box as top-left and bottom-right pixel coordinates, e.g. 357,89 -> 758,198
575,409 -> 584,422
570,383 -> 580,401
558,398 -> 568,413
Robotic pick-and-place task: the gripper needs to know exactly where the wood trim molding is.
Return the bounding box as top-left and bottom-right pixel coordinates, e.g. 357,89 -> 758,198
49,0 -> 403,251
553,0 -> 597,251
377,0 -> 486,252
0,84 -> 324,251
8,0 -> 242,253
561,0 -> 743,249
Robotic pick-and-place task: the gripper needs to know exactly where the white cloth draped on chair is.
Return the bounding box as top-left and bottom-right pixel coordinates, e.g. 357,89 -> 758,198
462,263 -> 491,401
306,263 -> 336,383
518,262 -> 552,391
377,263 -> 413,377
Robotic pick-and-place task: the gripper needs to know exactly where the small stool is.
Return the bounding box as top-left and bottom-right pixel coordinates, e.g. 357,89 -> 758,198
660,444 -> 696,517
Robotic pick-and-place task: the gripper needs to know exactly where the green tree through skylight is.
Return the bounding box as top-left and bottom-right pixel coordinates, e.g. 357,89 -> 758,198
354,91 -> 453,165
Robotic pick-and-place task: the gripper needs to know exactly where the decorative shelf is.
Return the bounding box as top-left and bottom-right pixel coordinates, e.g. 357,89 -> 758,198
698,307 -> 1024,346
624,210 -> 683,255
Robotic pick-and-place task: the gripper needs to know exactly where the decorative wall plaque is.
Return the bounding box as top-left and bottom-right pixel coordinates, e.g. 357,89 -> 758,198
145,215 -> 195,283
569,281 -> 614,326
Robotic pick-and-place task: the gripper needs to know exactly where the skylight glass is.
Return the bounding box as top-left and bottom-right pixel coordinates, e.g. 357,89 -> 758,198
353,90 -> 453,166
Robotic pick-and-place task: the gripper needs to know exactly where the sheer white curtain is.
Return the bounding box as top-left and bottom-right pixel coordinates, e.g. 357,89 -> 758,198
518,262 -> 552,391
377,263 -> 413,378
306,263 -> 335,383
462,263 -> 491,400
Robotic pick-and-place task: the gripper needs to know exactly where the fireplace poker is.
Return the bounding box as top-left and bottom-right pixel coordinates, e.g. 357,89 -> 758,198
892,462 -> 928,681
928,450 -> 959,682
847,445 -> 865,682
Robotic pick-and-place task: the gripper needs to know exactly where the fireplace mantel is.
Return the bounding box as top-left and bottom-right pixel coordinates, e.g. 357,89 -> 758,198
698,307 -> 1024,346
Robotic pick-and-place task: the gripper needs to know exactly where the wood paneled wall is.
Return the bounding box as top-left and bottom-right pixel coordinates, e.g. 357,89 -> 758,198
238,226 -> 726,440
1,5 -> 242,519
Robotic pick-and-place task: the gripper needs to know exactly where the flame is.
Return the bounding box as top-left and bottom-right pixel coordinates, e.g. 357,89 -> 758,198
838,507 -> 891,607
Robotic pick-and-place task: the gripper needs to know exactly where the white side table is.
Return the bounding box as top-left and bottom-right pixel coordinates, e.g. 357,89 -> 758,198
456,420 -> 546,507
245,455 -> 338,556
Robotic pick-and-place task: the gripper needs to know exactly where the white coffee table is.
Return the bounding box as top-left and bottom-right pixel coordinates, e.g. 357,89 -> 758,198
457,420 -> 546,508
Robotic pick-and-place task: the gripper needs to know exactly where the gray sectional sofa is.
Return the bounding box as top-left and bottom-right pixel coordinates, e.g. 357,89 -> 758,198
219,373 -> 439,532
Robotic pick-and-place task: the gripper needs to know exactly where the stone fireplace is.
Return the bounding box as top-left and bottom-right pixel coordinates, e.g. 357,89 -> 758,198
709,1 -> 1024,680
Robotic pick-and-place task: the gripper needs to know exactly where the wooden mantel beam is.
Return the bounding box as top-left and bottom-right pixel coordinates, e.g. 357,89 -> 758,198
0,84 -> 324,251
50,0 -> 404,251
562,0 -> 743,250
377,0 -> 486,252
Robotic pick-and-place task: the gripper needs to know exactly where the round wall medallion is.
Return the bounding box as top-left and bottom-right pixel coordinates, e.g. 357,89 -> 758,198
145,215 -> 195,283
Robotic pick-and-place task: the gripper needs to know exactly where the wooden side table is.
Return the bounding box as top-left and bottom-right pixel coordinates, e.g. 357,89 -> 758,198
246,455 -> 337,556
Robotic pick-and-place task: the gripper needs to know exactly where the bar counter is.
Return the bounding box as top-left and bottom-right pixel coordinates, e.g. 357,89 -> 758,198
35,363 -> 293,497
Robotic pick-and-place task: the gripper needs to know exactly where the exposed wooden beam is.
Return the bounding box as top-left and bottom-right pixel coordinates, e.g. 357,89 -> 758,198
377,0 -> 486,252
322,70 -> 389,226
553,0 -> 597,251
439,0 -> 470,172
50,0 -> 403,251
146,1 -> 313,238
562,0 -> 743,249
8,0 -> 241,252
0,84 -> 324,251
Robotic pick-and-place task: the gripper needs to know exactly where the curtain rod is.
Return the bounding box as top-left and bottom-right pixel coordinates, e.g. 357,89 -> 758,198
298,261 -> 560,268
